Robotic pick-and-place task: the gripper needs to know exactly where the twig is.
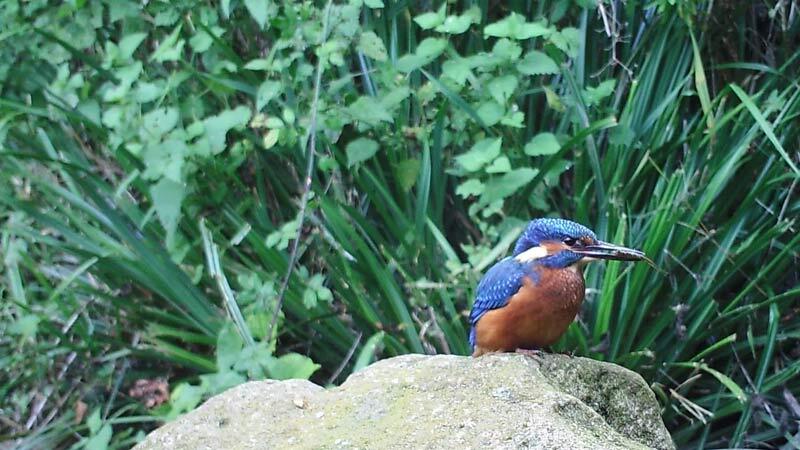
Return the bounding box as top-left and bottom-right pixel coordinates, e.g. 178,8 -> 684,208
326,332 -> 363,385
268,1 -> 333,341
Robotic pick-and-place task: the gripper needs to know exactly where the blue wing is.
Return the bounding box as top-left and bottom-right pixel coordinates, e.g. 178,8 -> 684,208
469,257 -> 539,348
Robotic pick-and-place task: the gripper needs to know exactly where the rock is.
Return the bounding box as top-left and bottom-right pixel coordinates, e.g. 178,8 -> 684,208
134,354 -> 674,450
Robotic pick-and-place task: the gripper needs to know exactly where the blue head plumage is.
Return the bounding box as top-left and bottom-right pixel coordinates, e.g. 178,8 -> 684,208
513,218 -> 597,268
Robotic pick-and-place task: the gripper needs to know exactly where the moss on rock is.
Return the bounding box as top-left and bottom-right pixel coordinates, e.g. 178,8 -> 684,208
135,354 -> 674,450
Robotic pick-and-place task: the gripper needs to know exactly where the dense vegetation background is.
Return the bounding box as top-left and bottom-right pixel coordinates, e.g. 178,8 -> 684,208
1,0 -> 799,448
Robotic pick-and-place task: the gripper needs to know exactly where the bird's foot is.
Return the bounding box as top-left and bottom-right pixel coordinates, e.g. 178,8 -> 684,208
556,349 -> 576,358
515,348 -> 544,361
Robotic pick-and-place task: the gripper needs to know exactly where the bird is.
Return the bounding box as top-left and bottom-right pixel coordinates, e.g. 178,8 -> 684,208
469,218 -> 646,357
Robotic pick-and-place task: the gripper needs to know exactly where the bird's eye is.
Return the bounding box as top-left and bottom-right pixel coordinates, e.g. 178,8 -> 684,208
563,237 -> 577,246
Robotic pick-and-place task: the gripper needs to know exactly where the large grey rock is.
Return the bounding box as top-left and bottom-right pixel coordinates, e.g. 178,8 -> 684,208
135,354 -> 674,450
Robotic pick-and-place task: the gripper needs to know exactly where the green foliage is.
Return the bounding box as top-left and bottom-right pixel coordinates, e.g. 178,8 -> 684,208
1,1 -> 799,449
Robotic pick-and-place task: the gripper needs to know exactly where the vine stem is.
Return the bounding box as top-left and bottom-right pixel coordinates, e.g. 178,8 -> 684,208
268,0 -> 333,342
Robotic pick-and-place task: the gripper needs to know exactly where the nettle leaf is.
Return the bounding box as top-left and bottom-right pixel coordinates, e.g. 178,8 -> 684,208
476,101 -> 504,126
396,38 -> 447,73
85,424 -> 112,450
488,75 -> 518,104
484,13 -> 551,40
190,26 -> 223,53
245,0 -> 275,29
151,178 -> 185,242
142,107 -> 179,140
243,59 -> 270,71
266,353 -> 320,380
492,39 -> 522,62
413,4 -> 446,30
584,79 -> 617,106
524,132 -> 561,156
346,137 -> 379,166
442,58 -> 473,85
380,86 -> 411,110
347,96 -> 392,126
549,27 -> 580,58
358,31 -> 388,61
486,156 -> 511,173
118,32 -> 147,60
456,179 -> 484,198
501,111 -> 525,128
216,324 -> 244,371
455,137 -> 503,172
197,106 -> 252,156
436,7 -> 479,35
481,168 -> 539,204
256,80 -> 281,111
517,50 -> 560,75
396,159 -> 421,192
150,25 -> 185,62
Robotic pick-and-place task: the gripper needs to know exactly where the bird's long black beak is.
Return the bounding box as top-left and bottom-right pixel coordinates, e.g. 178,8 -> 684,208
571,240 -> 645,261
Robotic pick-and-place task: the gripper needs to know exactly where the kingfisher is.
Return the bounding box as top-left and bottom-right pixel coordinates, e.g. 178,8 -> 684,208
469,218 -> 645,356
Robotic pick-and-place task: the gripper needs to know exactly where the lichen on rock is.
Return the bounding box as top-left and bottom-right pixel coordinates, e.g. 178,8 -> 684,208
135,353 -> 674,450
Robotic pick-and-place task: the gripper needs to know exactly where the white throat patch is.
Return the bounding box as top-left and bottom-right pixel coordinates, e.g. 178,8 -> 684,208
514,245 -> 549,263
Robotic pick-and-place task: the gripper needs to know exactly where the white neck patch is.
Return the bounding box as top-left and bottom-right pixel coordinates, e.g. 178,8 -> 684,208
514,245 -> 549,263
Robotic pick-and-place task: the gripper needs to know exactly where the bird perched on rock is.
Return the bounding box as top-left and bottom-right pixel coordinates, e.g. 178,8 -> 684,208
469,218 -> 645,356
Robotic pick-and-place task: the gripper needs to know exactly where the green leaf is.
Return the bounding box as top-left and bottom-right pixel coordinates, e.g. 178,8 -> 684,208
346,137 -> 379,166
549,27 -> 580,57
524,132 -> 561,156
199,106 -> 252,155
435,12 -> 476,35
584,79 -> 616,106
379,87 -> 411,110
442,58 -> 473,85
544,86 -> 566,112
85,424 -> 112,450
517,51 -> 559,75
262,129 -> 279,149
486,156 -> 511,173
266,353 -> 320,380
216,323 -> 245,371
476,101 -> 504,126
396,159 -> 421,192
256,80 -> 281,111
481,168 -> 538,204
165,383 -> 205,420
488,75 -> 518,104
150,25 -> 185,62
353,332 -> 385,372
142,107 -> 179,140
455,137 -> 503,172
244,0 -> 269,29
484,13 -> 550,40
730,84 -> 800,176
492,39 -> 522,61
220,0 -> 231,17
358,31 -> 388,62
9,314 -> 40,339
346,96 -> 392,126
413,4 -> 446,30
455,179 -> 485,198
151,178 -> 185,242
87,408 -> 102,434
364,0 -> 384,7
396,38 -> 447,73
243,59 -> 270,70
118,32 -> 147,60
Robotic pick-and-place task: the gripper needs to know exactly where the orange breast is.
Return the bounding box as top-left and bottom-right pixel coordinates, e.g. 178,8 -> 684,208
473,266 -> 585,355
